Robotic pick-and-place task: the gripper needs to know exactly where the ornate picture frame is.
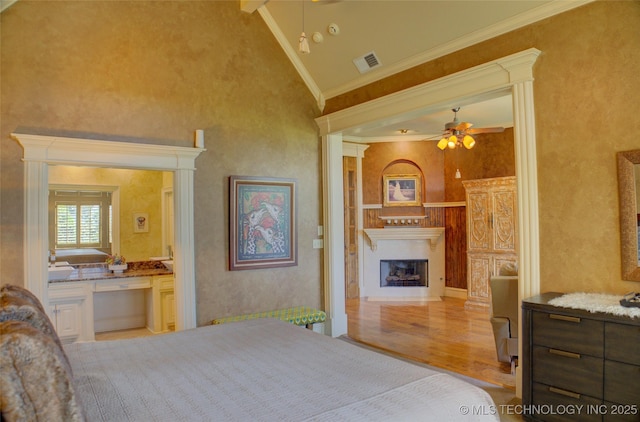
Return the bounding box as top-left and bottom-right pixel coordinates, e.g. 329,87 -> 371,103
383,174 -> 421,207
229,175 -> 297,270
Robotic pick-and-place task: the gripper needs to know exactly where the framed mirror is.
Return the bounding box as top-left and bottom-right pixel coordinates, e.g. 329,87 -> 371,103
617,149 -> 640,281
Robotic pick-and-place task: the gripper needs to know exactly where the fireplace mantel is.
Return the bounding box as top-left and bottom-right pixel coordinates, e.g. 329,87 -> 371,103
363,227 -> 445,251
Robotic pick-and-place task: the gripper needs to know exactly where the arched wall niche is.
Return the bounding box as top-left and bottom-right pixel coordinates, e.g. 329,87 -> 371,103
381,159 -> 425,209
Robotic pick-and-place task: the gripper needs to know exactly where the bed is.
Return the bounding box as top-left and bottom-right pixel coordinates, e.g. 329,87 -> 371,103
1,284 -> 499,421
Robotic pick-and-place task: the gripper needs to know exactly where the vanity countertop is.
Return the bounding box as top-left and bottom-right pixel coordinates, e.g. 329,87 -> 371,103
49,260 -> 173,283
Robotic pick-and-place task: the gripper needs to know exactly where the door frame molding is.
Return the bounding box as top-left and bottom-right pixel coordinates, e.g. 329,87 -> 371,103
315,47 -> 541,337
12,132 -> 204,331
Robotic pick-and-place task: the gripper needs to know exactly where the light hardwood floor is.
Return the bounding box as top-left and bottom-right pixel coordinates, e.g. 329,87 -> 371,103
346,296 -> 516,390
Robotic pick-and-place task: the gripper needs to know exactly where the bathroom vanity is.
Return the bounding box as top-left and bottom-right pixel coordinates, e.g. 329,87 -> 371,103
48,262 -> 174,343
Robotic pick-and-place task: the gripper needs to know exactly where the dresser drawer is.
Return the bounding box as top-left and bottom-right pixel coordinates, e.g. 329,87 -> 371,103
531,382 -> 602,422
532,311 -> 603,357
604,360 -> 640,406
605,322 -> 640,366
532,345 -> 603,398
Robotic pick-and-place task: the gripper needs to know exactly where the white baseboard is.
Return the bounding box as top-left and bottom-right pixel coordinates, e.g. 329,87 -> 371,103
364,296 -> 442,302
444,287 -> 467,299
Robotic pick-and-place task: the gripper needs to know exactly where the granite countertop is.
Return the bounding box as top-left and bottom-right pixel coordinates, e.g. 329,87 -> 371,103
49,260 -> 173,283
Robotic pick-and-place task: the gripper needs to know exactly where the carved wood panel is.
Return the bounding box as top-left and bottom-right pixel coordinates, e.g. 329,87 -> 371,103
463,177 -> 517,308
468,192 -> 490,250
492,189 -> 516,252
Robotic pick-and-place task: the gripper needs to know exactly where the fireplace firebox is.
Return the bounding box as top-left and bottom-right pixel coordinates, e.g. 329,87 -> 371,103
380,259 -> 428,287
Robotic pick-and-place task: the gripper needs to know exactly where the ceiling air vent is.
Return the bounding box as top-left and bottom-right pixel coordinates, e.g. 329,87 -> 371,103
353,51 -> 381,74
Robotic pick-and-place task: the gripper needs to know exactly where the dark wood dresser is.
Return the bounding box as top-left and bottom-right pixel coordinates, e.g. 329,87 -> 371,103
522,292 -> 640,422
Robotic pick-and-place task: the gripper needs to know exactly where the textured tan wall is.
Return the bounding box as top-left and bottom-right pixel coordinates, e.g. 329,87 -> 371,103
362,141 -> 445,204
49,166 -> 165,262
362,128 -> 515,205
1,1 -> 322,325
328,1 -> 640,294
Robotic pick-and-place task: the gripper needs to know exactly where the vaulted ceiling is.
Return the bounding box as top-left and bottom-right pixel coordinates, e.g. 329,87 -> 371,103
246,0 -> 593,140
1,0 -> 594,141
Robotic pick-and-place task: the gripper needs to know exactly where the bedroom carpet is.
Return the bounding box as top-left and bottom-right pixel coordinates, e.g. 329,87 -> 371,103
339,336 -> 522,422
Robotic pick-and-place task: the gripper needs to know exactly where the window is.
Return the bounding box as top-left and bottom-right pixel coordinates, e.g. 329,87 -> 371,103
49,188 -> 113,252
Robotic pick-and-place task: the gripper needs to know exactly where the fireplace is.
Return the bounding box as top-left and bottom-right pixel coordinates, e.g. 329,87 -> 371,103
362,227 -> 445,300
380,260 -> 428,287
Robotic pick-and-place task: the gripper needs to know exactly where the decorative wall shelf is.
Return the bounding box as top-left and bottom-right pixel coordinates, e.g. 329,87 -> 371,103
363,227 -> 445,251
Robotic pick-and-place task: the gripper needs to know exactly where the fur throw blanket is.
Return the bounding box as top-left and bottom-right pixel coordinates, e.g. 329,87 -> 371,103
0,284 -> 67,364
0,285 -> 84,421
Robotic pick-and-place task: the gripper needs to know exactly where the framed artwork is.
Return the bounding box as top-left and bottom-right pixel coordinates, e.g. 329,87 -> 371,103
229,176 -> 297,270
133,213 -> 149,233
383,174 -> 421,207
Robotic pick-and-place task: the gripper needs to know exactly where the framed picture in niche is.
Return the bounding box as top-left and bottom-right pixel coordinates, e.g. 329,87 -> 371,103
383,174 -> 421,207
229,175 -> 297,270
133,213 -> 148,233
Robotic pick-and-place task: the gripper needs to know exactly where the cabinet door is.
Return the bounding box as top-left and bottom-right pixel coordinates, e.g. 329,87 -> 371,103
468,253 -> 491,305
161,292 -> 175,330
467,191 -> 490,251
52,302 -> 81,341
491,188 -> 517,252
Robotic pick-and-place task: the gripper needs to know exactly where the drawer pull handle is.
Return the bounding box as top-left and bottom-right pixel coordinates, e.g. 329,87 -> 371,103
119,284 -> 128,289
549,314 -> 581,323
549,386 -> 581,400
549,348 -> 581,359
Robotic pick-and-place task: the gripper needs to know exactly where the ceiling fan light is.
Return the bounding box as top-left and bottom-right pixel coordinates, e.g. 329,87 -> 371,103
463,135 -> 475,149
437,138 -> 448,150
447,135 -> 457,149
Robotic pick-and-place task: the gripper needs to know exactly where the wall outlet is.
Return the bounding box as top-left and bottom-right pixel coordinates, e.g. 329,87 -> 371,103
312,239 -> 324,249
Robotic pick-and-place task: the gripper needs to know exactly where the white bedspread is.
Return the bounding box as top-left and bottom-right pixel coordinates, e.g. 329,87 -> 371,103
65,319 -> 498,421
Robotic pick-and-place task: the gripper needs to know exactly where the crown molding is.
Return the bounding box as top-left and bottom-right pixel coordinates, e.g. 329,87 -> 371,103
316,48 -> 540,136
257,6 -> 325,111
264,0 -> 592,101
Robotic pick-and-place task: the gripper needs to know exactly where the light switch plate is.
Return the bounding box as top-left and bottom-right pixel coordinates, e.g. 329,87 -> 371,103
312,239 -> 324,249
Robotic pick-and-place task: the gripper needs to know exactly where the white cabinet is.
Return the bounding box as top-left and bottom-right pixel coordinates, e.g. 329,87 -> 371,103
146,275 -> 175,333
50,302 -> 80,341
48,282 -> 93,343
48,274 -> 173,342
463,177 -> 517,308
161,288 -> 175,331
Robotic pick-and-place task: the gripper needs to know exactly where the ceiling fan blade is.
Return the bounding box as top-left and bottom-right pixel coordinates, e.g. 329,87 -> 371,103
467,127 -> 504,134
424,134 -> 445,140
455,121 -> 473,131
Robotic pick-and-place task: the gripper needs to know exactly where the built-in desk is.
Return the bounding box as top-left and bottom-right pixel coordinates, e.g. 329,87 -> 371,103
48,262 -> 174,343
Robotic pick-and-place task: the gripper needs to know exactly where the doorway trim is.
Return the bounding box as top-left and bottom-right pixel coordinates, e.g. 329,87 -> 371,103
316,48 -> 541,335
12,133 -> 204,331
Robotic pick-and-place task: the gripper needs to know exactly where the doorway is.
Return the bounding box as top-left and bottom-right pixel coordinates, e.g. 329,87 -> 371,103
13,132 -> 203,331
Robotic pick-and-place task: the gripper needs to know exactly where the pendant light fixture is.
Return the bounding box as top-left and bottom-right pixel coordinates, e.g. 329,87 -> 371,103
299,1 -> 310,54
454,148 -> 462,179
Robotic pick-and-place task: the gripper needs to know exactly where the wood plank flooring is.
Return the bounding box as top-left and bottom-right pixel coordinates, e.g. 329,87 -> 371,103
346,296 -> 516,389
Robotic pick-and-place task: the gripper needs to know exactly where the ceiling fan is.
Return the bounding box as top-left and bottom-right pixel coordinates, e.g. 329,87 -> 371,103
435,107 -> 504,150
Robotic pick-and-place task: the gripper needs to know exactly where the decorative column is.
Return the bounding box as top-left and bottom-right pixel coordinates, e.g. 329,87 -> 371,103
173,168 -> 197,330
23,159 -> 49,307
321,133 -> 348,337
